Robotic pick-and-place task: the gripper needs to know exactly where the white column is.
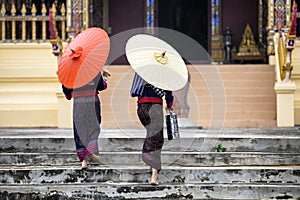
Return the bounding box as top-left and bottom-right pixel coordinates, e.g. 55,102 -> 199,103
274,81 -> 296,127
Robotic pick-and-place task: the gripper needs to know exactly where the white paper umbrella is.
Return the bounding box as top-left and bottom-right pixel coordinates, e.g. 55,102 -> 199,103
125,34 -> 188,91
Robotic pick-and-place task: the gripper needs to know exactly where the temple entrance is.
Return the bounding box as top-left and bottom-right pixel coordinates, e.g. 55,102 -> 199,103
158,0 -> 209,51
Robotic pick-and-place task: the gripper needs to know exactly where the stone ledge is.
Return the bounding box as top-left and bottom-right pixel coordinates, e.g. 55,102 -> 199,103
0,128 -> 299,138
0,182 -> 299,200
0,165 -> 299,185
0,152 -> 299,167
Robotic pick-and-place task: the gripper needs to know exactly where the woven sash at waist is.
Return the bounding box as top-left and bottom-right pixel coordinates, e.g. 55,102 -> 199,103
137,97 -> 162,104
72,90 -> 97,98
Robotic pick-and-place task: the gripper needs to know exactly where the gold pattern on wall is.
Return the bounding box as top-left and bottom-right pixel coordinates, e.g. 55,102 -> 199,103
211,0 -> 225,63
66,0 -> 89,39
237,24 -> 261,56
267,0 -> 292,55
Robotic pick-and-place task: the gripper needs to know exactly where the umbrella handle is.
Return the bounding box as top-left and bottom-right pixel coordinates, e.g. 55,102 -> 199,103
102,68 -> 111,78
167,108 -> 173,114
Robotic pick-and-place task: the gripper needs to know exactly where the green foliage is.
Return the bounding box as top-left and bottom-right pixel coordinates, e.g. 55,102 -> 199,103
214,144 -> 226,152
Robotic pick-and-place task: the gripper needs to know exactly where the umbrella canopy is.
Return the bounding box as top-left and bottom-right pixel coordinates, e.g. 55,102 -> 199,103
125,34 -> 188,91
57,27 -> 110,88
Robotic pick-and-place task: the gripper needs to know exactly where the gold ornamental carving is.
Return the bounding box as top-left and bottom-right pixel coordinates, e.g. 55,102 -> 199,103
237,24 -> 261,56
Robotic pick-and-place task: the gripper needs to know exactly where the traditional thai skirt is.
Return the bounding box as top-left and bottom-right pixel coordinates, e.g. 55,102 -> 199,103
137,103 -> 164,171
73,95 -> 101,161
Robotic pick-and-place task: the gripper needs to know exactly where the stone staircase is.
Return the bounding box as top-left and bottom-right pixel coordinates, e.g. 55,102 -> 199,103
0,128 -> 299,199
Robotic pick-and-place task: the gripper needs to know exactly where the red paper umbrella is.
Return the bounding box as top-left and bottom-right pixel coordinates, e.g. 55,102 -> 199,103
57,27 -> 110,88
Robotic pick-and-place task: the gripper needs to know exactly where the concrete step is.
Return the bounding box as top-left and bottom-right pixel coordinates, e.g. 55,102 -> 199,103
0,127 -> 299,199
0,128 -> 299,153
0,165 -> 299,185
0,182 -> 299,200
1,152 -> 300,167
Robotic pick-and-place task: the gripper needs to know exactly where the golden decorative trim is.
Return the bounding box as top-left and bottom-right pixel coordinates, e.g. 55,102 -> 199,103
211,0 -> 225,63
0,2 -> 67,43
154,51 -> 168,65
84,0 -> 89,29
103,0 -> 110,33
42,3 -> 47,40
258,0 -> 264,44
286,0 -> 291,26
237,24 -> 261,56
1,4 -> 5,40
61,3 -> 66,40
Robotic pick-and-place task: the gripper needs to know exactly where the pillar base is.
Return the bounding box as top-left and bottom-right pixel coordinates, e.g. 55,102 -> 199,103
56,92 -> 73,128
274,81 -> 296,127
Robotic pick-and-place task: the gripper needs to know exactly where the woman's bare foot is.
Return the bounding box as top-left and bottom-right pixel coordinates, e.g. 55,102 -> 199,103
89,154 -> 100,161
81,159 -> 88,170
150,168 -> 158,185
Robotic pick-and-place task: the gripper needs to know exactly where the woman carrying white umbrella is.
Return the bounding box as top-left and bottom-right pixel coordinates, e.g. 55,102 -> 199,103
126,34 -> 188,185
130,73 -> 173,185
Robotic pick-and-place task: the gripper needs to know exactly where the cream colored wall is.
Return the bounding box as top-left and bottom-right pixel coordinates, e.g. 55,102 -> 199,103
292,40 -> 300,125
0,43 -> 62,127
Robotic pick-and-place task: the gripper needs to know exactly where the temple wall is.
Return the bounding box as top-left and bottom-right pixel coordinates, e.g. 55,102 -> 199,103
0,43 -> 282,128
222,0 -> 259,49
0,43 -> 61,127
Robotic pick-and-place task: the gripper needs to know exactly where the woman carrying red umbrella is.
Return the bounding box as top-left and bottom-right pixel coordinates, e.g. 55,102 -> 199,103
58,28 -> 110,169
62,69 -> 110,169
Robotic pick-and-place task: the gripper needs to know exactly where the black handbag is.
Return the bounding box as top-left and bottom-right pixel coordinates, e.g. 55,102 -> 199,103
165,111 -> 180,140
